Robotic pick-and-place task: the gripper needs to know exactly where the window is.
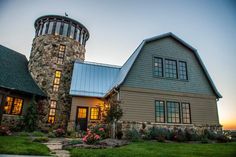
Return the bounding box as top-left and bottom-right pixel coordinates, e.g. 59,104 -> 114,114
78,108 -> 87,118
55,22 -> 61,35
80,32 -> 84,45
90,107 -> 100,120
155,101 -> 165,123
47,21 -> 54,34
53,70 -> 61,92
4,96 -> 23,115
62,23 -> 69,36
76,29 -> 80,42
182,103 -> 191,124
69,25 -> 75,39
154,57 -> 163,77
48,100 -> 57,124
165,59 -> 177,78
179,61 -> 188,80
167,101 -> 180,123
57,45 -> 65,64
42,22 -> 48,35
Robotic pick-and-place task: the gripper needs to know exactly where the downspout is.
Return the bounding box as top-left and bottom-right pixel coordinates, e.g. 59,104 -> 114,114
113,88 -> 119,101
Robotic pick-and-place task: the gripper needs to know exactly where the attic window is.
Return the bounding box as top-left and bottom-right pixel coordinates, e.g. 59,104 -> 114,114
4,96 -> 23,115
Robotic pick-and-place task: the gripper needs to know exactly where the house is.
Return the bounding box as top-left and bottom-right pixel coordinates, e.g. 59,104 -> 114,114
0,15 -> 222,132
68,33 -> 222,131
0,45 -> 45,128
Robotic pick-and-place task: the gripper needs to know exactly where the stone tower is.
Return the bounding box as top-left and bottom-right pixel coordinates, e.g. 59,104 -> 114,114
28,15 -> 89,128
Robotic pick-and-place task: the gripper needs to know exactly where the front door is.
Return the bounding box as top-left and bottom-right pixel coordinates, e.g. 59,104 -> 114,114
76,107 -> 88,131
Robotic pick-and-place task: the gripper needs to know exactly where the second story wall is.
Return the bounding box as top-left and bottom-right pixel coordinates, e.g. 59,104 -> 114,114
122,37 -> 216,97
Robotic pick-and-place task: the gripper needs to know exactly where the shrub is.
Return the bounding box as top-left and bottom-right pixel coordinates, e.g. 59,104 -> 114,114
0,125 -> 11,136
18,131 -> 30,137
82,129 -> 101,145
23,98 -> 38,132
185,128 -> 200,141
48,132 -> 56,138
32,131 -> 45,137
170,128 -> 187,142
54,128 -> 65,137
125,128 -> 141,141
216,131 -> 231,143
33,137 -> 49,143
147,127 -> 169,142
88,124 -> 109,139
204,129 -> 218,140
201,136 -> 210,144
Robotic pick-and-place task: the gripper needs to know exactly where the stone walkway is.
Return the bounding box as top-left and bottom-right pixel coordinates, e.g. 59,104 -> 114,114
44,138 -> 70,157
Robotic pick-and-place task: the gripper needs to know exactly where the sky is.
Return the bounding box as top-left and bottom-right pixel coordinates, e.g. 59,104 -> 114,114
0,0 -> 235,130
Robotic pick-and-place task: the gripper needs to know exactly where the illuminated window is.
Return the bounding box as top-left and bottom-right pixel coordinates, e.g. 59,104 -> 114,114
78,108 -> 87,118
90,107 -> 100,120
4,96 -> 23,115
182,103 -> 191,124
57,45 -> 65,64
155,101 -> 165,123
53,71 -> 61,92
48,100 -> 57,124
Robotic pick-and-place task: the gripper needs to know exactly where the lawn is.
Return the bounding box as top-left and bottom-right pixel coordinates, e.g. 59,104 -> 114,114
70,141 -> 236,157
0,136 -> 50,155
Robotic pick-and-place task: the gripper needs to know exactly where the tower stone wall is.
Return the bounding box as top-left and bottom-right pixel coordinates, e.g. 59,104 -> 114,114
28,15 -> 89,129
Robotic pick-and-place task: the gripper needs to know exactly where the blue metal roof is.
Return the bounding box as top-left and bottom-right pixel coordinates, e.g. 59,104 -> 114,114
70,32 -> 222,99
70,61 -> 120,97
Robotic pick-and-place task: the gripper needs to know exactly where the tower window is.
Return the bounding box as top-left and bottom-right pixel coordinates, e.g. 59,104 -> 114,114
48,100 -> 57,124
53,70 -> 61,92
57,45 -> 66,64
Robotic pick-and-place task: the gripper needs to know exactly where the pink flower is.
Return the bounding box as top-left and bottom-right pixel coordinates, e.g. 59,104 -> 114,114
95,134 -> 100,140
99,128 -> 105,131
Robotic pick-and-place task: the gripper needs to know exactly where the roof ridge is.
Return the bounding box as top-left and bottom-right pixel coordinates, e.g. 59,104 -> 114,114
75,60 -> 121,69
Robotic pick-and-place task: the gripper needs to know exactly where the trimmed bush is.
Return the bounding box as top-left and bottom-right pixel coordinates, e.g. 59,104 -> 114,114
125,128 -> 141,141
54,128 -> 65,137
147,127 -> 170,142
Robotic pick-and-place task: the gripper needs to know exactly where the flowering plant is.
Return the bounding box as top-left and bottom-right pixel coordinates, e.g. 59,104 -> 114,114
82,129 -> 101,144
82,126 -> 106,145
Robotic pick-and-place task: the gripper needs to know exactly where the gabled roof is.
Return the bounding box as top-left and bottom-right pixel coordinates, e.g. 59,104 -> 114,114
108,32 -> 222,98
0,45 -> 46,96
70,61 -> 120,97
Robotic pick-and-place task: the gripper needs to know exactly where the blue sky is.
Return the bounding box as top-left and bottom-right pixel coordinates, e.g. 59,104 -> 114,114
0,0 -> 235,129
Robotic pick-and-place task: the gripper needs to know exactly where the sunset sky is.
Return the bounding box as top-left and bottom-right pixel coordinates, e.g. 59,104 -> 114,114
0,0 -> 235,130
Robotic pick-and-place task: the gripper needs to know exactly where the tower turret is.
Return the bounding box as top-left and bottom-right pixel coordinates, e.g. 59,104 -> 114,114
28,15 -> 89,128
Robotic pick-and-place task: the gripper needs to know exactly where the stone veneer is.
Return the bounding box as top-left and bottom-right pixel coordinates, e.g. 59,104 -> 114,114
28,34 -> 85,129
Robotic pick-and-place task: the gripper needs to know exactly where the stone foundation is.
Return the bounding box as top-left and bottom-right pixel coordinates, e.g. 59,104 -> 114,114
1,114 -> 24,131
118,121 -> 222,136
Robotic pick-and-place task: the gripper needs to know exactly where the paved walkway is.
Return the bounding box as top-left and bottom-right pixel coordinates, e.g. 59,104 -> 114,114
43,138 -> 70,157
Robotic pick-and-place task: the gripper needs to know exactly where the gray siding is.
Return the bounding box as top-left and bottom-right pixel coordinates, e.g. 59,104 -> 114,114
122,37 -> 215,96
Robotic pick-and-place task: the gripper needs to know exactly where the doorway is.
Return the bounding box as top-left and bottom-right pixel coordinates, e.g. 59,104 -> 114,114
76,107 -> 88,131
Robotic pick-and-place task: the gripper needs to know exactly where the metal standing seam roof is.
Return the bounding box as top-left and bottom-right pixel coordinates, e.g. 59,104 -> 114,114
70,32 -> 222,99
70,61 -> 120,97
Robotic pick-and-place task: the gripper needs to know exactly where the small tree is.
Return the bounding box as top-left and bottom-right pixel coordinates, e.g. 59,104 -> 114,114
104,99 -> 123,138
23,97 -> 38,132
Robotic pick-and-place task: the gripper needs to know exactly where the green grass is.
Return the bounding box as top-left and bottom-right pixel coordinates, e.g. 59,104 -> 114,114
70,141 -> 236,157
0,136 -> 50,155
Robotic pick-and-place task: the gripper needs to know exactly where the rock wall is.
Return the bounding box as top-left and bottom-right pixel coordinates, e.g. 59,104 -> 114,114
28,34 -> 86,129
